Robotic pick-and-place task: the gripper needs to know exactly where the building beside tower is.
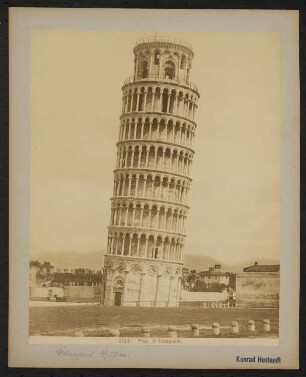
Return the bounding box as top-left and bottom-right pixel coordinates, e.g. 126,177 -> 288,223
102,36 -> 200,307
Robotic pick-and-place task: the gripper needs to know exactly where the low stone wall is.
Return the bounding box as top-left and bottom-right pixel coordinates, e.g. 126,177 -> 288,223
64,286 -> 101,302
235,272 -> 279,306
30,287 -> 64,299
180,289 -> 228,302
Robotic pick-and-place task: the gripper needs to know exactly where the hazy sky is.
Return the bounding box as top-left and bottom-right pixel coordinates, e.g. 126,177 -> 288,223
30,30 -> 280,268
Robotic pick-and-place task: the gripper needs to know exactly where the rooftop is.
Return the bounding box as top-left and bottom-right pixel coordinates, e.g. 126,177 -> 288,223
30,260 -> 40,267
243,263 -> 280,273
198,271 -> 231,277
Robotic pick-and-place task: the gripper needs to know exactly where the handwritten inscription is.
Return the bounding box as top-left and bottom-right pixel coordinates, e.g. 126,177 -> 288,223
55,346 -> 130,360
55,338 -> 182,360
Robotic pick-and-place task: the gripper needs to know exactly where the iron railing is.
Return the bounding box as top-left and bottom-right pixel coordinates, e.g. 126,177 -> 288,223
179,301 -> 235,308
179,301 -> 279,309
123,75 -> 199,93
102,300 -> 172,307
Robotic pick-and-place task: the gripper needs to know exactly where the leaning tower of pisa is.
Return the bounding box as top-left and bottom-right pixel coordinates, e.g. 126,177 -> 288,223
103,36 -> 199,307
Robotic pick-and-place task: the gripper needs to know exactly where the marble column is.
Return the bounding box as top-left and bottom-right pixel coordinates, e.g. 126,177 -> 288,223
155,274 -> 163,306
122,271 -> 129,306
138,272 -> 146,305
167,275 -> 175,307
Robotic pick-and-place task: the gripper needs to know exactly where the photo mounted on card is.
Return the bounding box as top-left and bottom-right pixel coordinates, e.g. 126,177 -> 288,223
9,7 -> 299,369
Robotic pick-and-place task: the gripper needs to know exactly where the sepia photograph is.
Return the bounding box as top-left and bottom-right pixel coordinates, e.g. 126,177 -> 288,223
9,8 -> 299,369
29,29 -> 280,339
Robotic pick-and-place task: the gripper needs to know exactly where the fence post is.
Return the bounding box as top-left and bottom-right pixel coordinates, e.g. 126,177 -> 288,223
191,324 -> 200,337
231,321 -> 239,334
109,329 -> 120,337
141,327 -> 150,337
248,320 -> 255,332
212,323 -> 220,336
263,319 -> 270,332
168,325 -> 177,338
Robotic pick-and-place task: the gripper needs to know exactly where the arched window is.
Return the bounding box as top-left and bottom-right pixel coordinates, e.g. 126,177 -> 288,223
147,265 -> 157,277
154,50 -> 160,64
186,67 -> 190,81
180,55 -> 186,69
115,279 -> 124,288
164,60 -> 175,79
162,88 -> 169,113
141,60 -> 148,78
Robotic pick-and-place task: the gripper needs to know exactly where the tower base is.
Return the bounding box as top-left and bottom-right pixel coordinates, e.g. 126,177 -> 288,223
102,256 -> 182,307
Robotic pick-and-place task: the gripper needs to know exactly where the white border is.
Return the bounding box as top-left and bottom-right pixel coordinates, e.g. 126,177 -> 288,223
9,8 -> 299,369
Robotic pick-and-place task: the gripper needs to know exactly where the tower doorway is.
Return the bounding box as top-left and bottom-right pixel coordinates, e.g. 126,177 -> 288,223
113,278 -> 124,306
114,292 -> 122,306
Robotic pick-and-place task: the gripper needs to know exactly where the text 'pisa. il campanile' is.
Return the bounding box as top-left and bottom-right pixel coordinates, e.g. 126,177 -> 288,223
103,36 -> 199,307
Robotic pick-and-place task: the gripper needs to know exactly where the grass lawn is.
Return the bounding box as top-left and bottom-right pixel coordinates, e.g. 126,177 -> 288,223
29,305 -> 278,338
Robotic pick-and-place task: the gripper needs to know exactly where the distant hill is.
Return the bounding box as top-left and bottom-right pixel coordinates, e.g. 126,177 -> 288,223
31,250 -> 104,271
183,254 -> 219,271
183,254 -> 280,273
31,250 -> 279,274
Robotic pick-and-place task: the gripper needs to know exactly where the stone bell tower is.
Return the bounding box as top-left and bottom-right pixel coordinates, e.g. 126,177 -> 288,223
103,36 -> 199,307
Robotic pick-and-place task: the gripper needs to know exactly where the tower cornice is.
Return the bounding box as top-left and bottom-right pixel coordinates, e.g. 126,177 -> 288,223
122,76 -> 200,97
119,111 -> 197,128
110,196 -> 190,210
108,225 -> 187,238
105,254 -> 184,266
113,167 -> 193,182
134,36 -> 194,57
116,139 -> 195,154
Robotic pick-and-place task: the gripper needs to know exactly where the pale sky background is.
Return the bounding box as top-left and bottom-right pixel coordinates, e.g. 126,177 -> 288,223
30,30 -> 280,270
